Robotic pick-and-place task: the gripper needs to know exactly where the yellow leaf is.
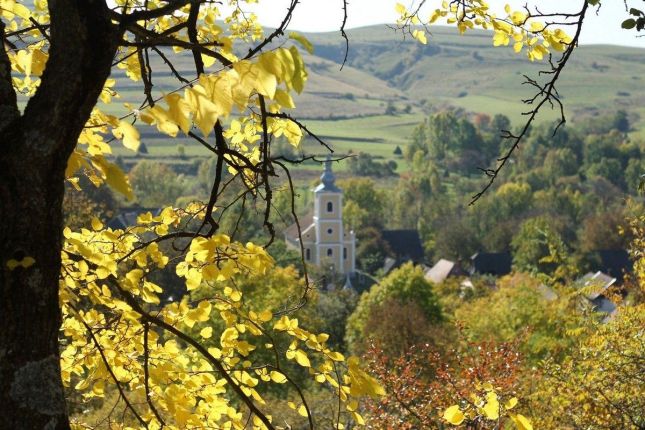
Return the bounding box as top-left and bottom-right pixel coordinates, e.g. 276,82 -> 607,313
220,327 -> 238,345
201,53 -> 216,68
493,30 -> 510,47
185,84 -> 219,136
347,356 -> 386,397
65,150 -> 86,178
327,351 -> 345,362
139,105 -> 179,137
165,93 -> 191,134
482,391 -> 499,420
200,327 -> 213,339
289,32 -> 314,54
510,11 -> 527,26
22,256 -> 36,269
185,268 -> 202,291
99,159 -> 133,200
274,89 -> 295,109
297,405 -> 309,417
269,371 -> 287,384
505,397 -> 518,410
258,310 -> 272,322
413,29 -> 428,45
200,73 -> 236,118
112,120 -> 141,152
395,3 -> 406,15
30,49 -> 48,76
91,217 -> 103,231
294,349 -> 311,367
6,256 -> 36,270
253,63 -> 277,98
443,405 -> 465,425
510,413 -> 533,430
185,300 -> 212,328
289,46 -> 307,94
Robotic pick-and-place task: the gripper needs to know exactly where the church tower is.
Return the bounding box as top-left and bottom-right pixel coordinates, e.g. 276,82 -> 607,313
284,156 -> 356,274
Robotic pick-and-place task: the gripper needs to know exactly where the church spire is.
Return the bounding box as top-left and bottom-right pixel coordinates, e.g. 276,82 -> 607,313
314,154 -> 340,192
321,154 -> 335,187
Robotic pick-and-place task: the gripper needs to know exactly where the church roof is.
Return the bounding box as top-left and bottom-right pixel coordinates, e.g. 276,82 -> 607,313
314,155 -> 341,193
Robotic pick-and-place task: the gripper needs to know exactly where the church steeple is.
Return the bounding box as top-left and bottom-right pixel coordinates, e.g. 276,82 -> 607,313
315,155 -> 340,193
284,154 -> 356,274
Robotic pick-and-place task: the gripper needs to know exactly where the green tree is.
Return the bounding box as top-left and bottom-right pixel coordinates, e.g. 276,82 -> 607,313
511,217 -> 573,279
339,178 -> 386,230
355,227 -> 392,274
534,304 -> 645,429
346,263 -> 442,354
455,274 -> 586,362
129,160 -> 186,207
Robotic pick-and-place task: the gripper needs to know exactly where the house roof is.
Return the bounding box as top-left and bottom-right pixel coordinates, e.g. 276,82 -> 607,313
107,207 -> 162,230
425,259 -> 457,284
590,295 -> 617,315
381,230 -> 425,263
470,252 -> 512,276
284,212 -> 315,243
382,257 -> 398,275
598,249 -> 632,281
576,271 -> 616,300
536,284 -> 558,301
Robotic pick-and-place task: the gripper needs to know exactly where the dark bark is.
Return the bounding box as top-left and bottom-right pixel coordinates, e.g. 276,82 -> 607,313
0,1 -> 122,428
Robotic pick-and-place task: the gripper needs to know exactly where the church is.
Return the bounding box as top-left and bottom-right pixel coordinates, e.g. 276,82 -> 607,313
284,157 -> 356,274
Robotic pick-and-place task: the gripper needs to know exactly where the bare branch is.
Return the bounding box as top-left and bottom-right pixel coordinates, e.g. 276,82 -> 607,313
245,0 -> 299,59
340,0 -> 349,70
469,0 -> 590,205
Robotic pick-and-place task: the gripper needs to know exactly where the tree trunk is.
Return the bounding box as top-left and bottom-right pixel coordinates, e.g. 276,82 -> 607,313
0,1 -> 122,427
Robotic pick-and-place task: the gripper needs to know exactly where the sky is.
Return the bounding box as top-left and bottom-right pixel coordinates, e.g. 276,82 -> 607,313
235,0 -> 645,48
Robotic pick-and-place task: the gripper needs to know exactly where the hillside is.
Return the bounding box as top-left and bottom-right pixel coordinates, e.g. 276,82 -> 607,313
299,25 -> 645,125
110,25 -> 645,162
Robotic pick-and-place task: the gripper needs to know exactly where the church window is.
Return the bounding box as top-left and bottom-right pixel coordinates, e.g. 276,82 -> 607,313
327,201 -> 333,212
343,247 -> 347,260
327,248 -> 333,257
327,228 -> 333,234
306,248 -> 311,261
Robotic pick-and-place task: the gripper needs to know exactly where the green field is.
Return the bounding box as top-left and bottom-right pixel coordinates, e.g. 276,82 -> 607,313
108,24 -> 645,176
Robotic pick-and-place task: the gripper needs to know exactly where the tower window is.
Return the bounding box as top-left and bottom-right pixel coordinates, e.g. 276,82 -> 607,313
343,247 -> 347,260
327,248 -> 333,257
306,248 -> 311,261
327,201 -> 333,212
327,228 -> 333,234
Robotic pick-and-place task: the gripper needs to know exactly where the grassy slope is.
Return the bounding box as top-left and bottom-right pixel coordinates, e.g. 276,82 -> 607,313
111,25 -> 645,165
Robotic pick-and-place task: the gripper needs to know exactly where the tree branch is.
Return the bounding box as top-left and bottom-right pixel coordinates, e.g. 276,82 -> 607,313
470,0 -> 590,205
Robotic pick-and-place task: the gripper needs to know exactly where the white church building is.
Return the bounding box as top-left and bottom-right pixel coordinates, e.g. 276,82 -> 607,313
284,157 -> 356,274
